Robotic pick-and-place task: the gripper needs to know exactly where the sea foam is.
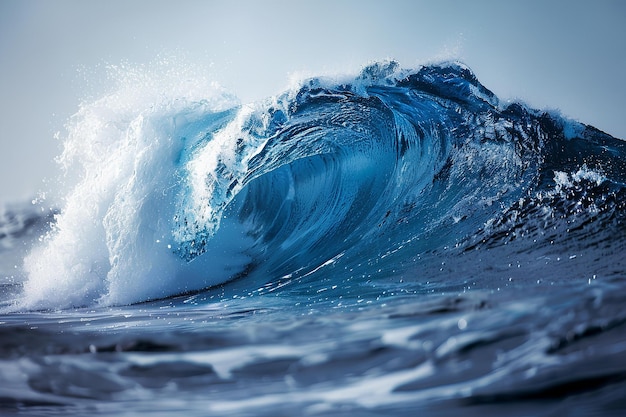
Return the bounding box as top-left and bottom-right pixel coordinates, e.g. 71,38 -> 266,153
21,62 -> 245,309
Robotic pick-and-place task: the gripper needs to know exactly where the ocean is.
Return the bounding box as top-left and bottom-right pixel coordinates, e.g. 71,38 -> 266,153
1,60 -> 625,416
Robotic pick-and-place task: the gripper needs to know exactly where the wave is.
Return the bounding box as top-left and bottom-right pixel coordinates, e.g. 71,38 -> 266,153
15,60 -> 626,310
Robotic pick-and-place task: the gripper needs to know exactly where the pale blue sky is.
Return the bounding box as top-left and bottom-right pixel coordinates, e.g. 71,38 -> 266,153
1,0 -> 625,204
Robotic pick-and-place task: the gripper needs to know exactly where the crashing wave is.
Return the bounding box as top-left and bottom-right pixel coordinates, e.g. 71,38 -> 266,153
17,60 -> 626,309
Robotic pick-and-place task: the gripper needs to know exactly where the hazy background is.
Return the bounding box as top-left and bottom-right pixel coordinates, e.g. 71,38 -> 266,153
1,0 -> 625,205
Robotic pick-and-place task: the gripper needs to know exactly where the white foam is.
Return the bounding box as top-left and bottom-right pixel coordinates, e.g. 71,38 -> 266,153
20,60 -> 246,310
554,165 -> 606,192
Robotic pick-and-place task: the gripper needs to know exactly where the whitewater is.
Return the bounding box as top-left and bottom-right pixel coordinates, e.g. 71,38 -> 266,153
1,60 -> 626,416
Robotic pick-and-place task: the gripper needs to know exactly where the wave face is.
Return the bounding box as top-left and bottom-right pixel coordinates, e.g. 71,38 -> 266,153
16,60 -> 626,309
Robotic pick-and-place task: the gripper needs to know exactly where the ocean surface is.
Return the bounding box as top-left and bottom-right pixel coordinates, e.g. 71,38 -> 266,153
1,61 -> 626,416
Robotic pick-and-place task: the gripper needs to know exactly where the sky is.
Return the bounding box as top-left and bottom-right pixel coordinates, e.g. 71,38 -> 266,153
1,0 -> 625,204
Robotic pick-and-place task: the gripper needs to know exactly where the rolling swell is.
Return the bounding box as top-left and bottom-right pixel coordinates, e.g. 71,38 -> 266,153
17,61 -> 626,309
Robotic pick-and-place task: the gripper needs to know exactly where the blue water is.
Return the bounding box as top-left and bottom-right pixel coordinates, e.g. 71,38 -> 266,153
1,61 -> 626,416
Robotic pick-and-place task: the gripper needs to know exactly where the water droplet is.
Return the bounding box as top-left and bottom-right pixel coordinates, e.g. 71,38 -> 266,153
457,318 -> 467,330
